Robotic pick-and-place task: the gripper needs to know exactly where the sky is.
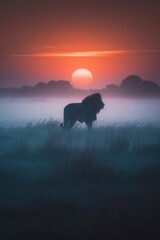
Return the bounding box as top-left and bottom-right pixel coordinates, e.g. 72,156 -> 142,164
0,0 -> 160,89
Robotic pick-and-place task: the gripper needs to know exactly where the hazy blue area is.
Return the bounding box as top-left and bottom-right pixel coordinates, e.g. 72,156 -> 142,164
0,97 -> 160,127
0,97 -> 160,239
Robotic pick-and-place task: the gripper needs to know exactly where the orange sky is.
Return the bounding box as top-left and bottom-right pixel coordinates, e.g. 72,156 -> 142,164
0,0 -> 160,88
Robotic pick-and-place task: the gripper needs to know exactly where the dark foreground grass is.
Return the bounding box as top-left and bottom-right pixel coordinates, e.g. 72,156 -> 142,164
0,120 -> 160,239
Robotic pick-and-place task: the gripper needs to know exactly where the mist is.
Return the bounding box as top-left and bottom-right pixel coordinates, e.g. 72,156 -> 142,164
0,97 -> 160,127
1,96 -> 160,239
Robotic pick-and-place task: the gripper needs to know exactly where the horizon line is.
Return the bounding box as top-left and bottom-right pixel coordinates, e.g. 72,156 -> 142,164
9,49 -> 160,58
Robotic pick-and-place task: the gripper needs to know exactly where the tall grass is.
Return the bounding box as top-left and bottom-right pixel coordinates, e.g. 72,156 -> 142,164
0,120 -> 160,181
0,120 -> 160,239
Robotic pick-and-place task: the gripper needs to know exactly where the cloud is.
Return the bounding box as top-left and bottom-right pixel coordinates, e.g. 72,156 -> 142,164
10,50 -> 160,58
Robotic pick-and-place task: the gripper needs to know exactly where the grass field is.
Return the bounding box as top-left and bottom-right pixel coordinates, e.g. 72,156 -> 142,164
0,120 -> 160,239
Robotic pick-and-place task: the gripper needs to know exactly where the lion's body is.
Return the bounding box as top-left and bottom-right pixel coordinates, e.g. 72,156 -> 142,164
60,93 -> 104,129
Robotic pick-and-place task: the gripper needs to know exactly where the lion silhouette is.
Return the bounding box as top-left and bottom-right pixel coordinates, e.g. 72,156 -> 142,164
60,93 -> 104,129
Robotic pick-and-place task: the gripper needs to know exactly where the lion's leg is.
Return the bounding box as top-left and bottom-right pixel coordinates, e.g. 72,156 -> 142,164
62,108 -> 70,129
85,121 -> 93,130
68,119 -> 76,129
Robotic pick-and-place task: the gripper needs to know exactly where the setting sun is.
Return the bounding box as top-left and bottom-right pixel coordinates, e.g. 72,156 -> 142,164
71,69 -> 93,88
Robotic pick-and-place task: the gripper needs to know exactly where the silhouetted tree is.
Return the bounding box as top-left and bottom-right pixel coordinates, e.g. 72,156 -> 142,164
19,86 -> 33,96
47,80 -> 74,95
120,75 -> 143,96
103,84 -> 120,96
141,81 -> 160,96
0,76 -> 159,98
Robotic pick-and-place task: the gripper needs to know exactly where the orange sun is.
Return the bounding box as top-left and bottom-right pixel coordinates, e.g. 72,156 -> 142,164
71,69 -> 93,88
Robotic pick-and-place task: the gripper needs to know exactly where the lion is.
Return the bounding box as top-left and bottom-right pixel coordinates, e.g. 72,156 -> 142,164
60,93 -> 104,129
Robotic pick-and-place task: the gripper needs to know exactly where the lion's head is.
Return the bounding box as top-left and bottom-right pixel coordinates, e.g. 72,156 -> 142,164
82,93 -> 104,114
